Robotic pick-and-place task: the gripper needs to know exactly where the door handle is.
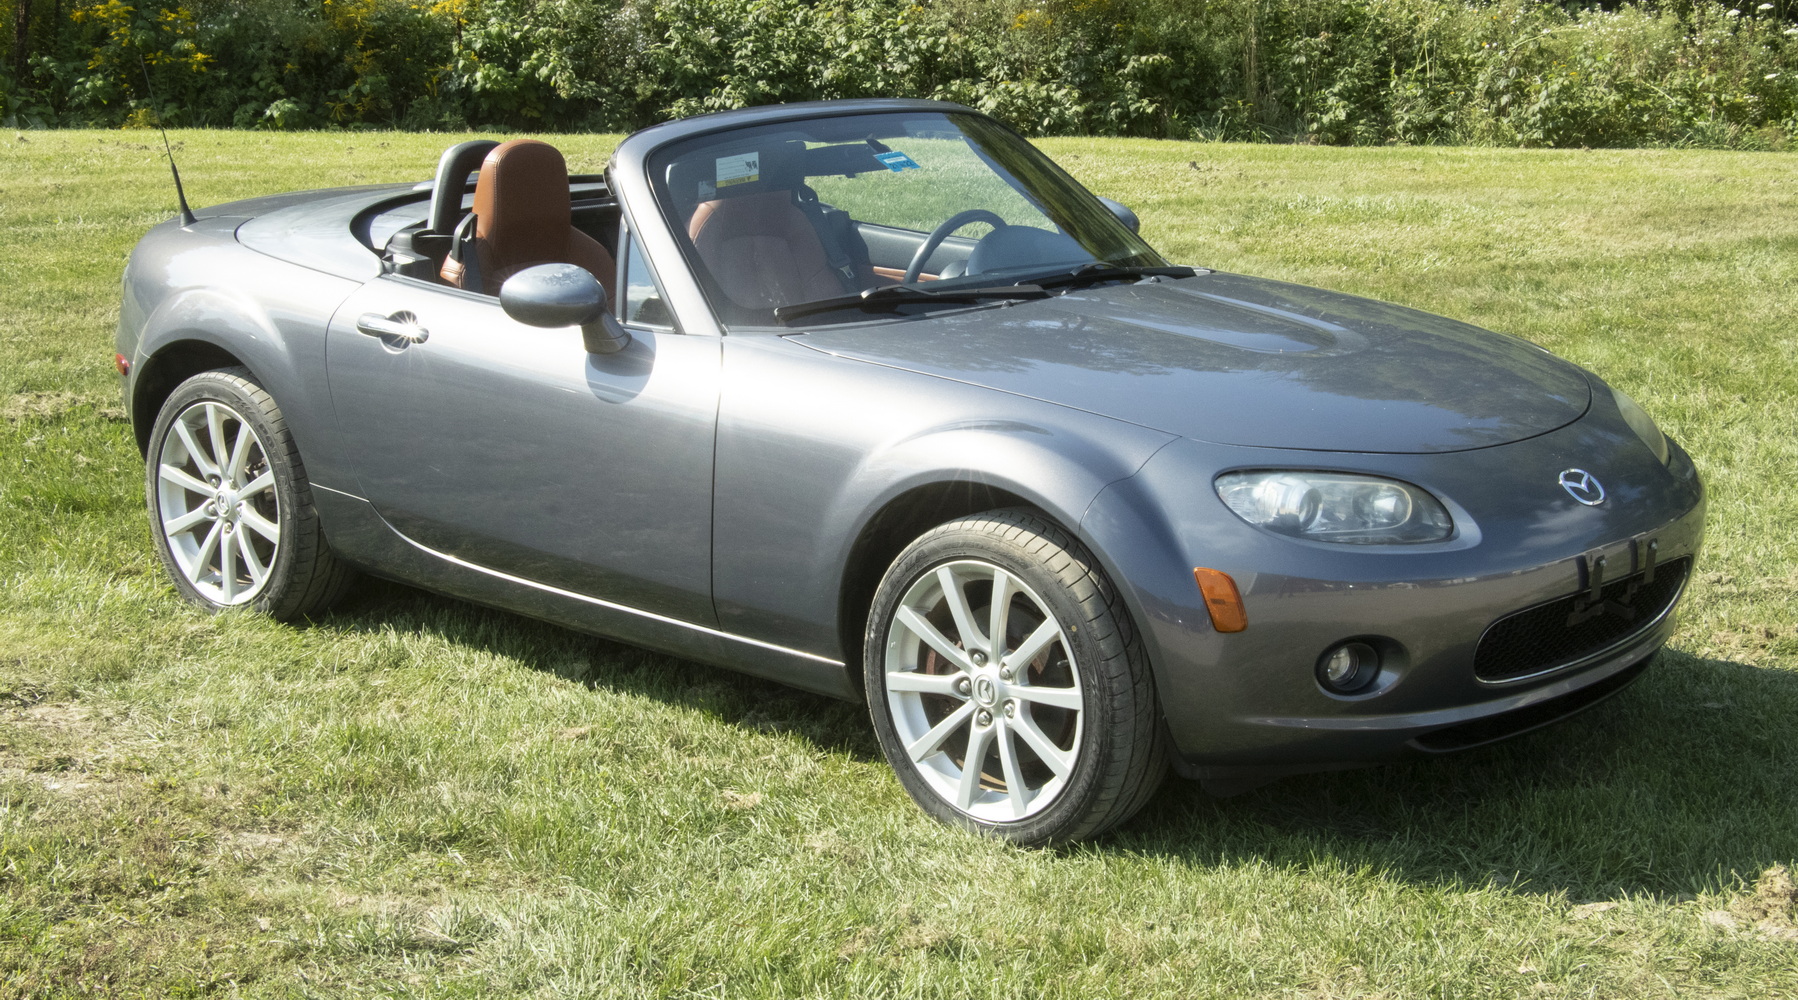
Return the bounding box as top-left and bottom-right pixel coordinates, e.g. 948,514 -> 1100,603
356,311 -> 429,344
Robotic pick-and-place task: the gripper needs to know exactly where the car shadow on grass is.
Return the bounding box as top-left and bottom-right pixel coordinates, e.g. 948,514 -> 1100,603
324,581 -> 1793,900
1117,649 -> 1798,900
324,578 -> 884,763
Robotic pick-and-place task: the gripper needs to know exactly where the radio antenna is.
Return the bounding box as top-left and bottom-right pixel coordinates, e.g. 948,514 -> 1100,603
137,53 -> 196,226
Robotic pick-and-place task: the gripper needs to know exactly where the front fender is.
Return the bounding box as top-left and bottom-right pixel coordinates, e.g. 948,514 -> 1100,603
832,416 -> 1160,542
711,334 -> 1173,661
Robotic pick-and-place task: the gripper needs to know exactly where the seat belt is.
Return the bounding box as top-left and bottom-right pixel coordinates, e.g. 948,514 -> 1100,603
449,212 -> 483,291
794,186 -> 861,294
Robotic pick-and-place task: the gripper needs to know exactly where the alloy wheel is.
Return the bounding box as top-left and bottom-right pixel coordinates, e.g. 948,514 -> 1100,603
153,399 -> 281,605
883,558 -> 1085,822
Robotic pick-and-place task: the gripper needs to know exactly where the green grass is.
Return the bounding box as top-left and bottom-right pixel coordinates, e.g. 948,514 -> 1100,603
2,129 -> 1796,998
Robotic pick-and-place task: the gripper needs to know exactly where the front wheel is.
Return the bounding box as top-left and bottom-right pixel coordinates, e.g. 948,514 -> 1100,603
146,367 -> 355,621
864,508 -> 1167,845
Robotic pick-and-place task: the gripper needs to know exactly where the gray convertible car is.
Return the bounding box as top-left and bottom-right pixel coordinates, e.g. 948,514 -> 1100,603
117,99 -> 1704,844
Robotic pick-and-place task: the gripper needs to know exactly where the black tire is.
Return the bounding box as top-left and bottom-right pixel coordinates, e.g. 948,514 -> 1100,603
864,508 -> 1167,845
145,367 -> 356,621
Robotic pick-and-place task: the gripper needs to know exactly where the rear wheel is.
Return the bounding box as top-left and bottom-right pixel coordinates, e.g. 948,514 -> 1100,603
864,508 -> 1166,845
146,368 -> 355,620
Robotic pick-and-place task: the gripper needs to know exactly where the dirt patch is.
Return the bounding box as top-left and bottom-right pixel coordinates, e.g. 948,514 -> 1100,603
1749,865 -> 1798,914
1698,866 -> 1798,941
2,391 -> 79,423
837,925 -> 878,960
19,701 -> 94,729
3,701 -> 104,757
211,829 -> 316,873
232,832 -> 289,849
803,829 -> 866,866
890,906 -> 954,954
1735,864 -> 1798,941
719,789 -> 762,811
0,391 -> 125,423
2,698 -> 97,751
895,921 -> 952,951
220,831 -> 296,862
34,771 -> 114,794
0,699 -> 147,807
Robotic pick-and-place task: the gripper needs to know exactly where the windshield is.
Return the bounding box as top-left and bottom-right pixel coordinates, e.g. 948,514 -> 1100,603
648,111 -> 1166,326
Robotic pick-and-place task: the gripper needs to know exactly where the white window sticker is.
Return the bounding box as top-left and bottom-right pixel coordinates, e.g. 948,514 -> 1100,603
715,152 -> 761,189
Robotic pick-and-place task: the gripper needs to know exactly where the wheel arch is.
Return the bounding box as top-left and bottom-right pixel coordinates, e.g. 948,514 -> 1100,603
131,337 -> 252,455
825,422 -> 1161,696
129,280 -> 293,450
124,269 -> 356,502
835,479 -> 1049,695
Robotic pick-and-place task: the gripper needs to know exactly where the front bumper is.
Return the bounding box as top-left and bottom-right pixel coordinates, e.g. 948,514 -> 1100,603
1082,417 -> 1705,775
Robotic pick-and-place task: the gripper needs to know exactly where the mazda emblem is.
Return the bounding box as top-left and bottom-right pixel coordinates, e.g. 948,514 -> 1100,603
1559,468 -> 1606,506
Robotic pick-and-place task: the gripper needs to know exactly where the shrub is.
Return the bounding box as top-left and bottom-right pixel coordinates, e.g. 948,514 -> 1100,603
0,0 -> 1793,147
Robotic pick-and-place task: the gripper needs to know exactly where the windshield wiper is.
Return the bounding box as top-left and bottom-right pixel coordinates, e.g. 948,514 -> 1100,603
772,265 -> 1199,324
774,282 -> 1050,325
1013,263 -> 1200,290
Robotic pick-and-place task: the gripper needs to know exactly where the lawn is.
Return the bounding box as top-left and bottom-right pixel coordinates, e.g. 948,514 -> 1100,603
1,129 -> 1795,998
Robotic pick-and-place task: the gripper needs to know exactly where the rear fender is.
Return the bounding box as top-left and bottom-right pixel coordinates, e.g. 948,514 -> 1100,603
130,269 -> 359,494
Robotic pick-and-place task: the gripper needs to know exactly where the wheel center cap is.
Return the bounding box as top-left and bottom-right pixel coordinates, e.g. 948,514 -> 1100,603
973,675 -> 998,707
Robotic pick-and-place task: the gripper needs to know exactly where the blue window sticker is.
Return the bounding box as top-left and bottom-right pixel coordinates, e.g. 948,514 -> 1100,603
875,150 -> 921,172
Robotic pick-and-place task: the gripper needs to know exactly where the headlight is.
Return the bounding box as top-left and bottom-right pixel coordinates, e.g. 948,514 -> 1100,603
1214,471 -> 1454,544
1612,387 -> 1669,465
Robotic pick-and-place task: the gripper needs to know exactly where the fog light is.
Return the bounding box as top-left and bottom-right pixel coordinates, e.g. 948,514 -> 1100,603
1318,641 -> 1380,693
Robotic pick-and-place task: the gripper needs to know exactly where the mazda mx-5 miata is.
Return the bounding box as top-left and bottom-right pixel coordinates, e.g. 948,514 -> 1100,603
117,99 -> 1703,844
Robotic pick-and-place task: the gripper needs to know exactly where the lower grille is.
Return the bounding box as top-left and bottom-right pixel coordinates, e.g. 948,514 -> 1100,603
1413,657 -> 1650,752
1474,556 -> 1691,683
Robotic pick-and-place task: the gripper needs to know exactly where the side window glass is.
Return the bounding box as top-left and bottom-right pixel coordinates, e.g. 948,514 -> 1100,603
622,229 -> 675,329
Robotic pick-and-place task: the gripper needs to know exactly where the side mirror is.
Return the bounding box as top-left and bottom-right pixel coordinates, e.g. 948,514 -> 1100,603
1097,196 -> 1140,234
499,263 -> 630,355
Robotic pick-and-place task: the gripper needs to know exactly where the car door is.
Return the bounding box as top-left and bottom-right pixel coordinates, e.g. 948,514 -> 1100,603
323,237 -> 720,627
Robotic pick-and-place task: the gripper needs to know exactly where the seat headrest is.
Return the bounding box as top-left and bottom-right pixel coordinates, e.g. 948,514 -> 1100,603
473,139 -> 572,235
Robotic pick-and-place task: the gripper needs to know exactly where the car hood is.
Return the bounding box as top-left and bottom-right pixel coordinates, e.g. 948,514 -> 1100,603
791,271 -> 1592,454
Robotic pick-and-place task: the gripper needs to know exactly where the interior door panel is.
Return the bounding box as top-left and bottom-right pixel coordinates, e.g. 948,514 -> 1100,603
854,222 -> 977,276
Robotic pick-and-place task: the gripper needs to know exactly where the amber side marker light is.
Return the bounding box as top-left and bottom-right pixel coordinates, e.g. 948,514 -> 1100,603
1193,567 -> 1247,633
114,353 -> 130,376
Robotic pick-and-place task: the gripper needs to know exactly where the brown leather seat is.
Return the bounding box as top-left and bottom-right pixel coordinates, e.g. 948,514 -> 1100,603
675,140 -> 873,310
688,191 -> 850,309
441,139 -> 615,300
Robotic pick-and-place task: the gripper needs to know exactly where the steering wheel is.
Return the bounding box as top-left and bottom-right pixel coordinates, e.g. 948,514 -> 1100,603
903,209 -> 1009,284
